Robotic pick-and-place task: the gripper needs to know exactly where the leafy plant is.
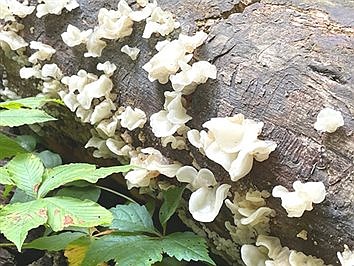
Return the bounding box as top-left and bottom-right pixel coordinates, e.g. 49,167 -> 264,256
0,153 -> 134,251
26,201 -> 215,266
0,96 -> 61,127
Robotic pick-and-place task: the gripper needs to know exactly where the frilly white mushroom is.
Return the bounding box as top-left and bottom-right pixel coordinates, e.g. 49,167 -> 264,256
96,8 -> 133,40
76,74 -> 113,109
241,245 -> 268,266
28,41 -> 56,63
125,147 -> 181,189
19,65 -> 41,79
129,2 -> 156,22
0,0 -> 35,21
225,189 -> 275,244
84,31 -> 107,58
143,31 -> 207,84
85,136 -> 115,159
96,115 -> 120,137
314,107 -> 344,133
337,245 -> 354,266
176,166 -> 231,222
61,24 -> 92,47
41,63 -> 63,80
170,61 -> 217,95
121,45 -> 140,60
0,30 -> 28,50
187,114 -> 277,181
272,181 -> 326,217
117,106 -> 147,130
142,6 -> 180,38
161,135 -> 187,150
89,99 -> 116,125
150,91 -> 191,137
36,0 -> 79,18
97,61 -> 117,76
248,235 -> 326,266
61,69 -> 98,93
189,184 -> 231,223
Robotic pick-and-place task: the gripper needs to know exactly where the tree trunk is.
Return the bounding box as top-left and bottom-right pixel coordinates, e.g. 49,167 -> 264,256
1,0 -> 353,265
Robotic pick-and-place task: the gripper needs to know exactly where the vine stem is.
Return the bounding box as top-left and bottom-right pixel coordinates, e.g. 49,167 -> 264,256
95,185 -> 138,204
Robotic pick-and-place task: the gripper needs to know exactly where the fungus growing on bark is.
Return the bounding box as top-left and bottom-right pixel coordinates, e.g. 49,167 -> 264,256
176,166 -> 231,222
36,0 -> 79,18
117,106 -> 147,130
337,245 -> 354,266
61,24 -> 92,47
121,45 -> 140,60
28,41 -> 56,64
272,181 -> 326,217
314,107 -> 344,133
188,114 -> 277,181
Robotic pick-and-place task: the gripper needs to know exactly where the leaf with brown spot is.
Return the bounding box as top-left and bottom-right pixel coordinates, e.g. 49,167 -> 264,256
43,196 -> 112,231
0,200 -> 48,251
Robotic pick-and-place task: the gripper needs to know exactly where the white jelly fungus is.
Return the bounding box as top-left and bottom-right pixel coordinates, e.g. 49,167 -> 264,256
272,181 -> 326,217
314,107 -> 344,133
188,114 -> 277,181
121,45 -> 140,60
117,106 -> 147,130
176,166 -> 231,222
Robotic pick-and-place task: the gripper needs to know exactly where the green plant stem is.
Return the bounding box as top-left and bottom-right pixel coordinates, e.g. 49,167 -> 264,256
95,185 -> 138,204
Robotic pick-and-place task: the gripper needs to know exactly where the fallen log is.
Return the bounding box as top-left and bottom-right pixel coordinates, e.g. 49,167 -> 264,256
1,0 -> 353,265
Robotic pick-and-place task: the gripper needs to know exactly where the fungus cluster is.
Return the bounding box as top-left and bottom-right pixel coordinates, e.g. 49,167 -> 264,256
1,0 -> 349,265
272,181 -> 326,218
225,189 -> 275,244
241,235 -> 326,266
188,114 -> 277,181
176,166 -> 231,222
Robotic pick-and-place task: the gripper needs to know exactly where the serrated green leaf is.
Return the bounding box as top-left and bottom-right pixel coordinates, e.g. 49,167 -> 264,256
82,234 -> 163,266
0,167 -> 14,185
37,150 -> 62,168
109,203 -> 156,234
0,97 -> 61,109
38,164 -> 134,198
0,133 -> 27,159
16,135 -> 37,152
162,232 -> 215,265
56,186 -> 101,202
43,196 -> 112,231
26,232 -> 86,251
0,200 -> 48,251
7,153 -> 44,197
0,109 -> 56,127
10,188 -> 36,203
159,186 -> 185,230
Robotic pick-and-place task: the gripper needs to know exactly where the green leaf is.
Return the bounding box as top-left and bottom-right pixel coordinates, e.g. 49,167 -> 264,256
56,186 -> 101,202
2,184 -> 14,199
0,167 -> 14,185
37,150 -> 62,168
0,133 -> 27,159
109,203 -> 156,234
0,109 -> 56,127
43,196 -> 112,231
7,153 -> 44,197
159,186 -> 185,230
10,188 -> 36,203
0,200 -> 48,251
26,232 -> 86,251
0,97 -> 61,109
162,232 -> 215,265
82,234 -> 163,266
38,164 -> 134,198
16,135 -> 37,152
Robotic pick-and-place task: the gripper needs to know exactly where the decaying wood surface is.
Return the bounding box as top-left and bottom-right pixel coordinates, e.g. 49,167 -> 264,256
1,0 -> 353,265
